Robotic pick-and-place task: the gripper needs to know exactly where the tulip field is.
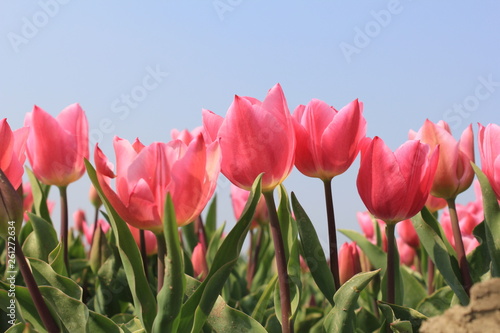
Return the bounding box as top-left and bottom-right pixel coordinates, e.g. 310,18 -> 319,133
1,84 -> 500,332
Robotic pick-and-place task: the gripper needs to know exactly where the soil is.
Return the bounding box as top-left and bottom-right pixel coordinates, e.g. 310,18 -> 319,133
419,278 -> 500,332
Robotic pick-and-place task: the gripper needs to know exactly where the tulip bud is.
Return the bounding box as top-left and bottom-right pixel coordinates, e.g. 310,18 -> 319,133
398,219 -> 419,249
339,242 -> 362,285
0,169 -> 23,239
192,243 -> 208,280
397,238 -> 416,267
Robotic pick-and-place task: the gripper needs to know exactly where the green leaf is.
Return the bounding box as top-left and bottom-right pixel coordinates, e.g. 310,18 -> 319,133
28,258 -> 82,300
204,195 -> 217,242
323,269 -> 381,333
22,213 -> 58,263
467,222 -> 491,282
472,163 -> 500,276
378,302 -> 427,333
411,210 -> 469,305
5,322 -> 39,333
206,222 -> 226,268
0,283 -> 45,332
292,192 -> 335,306
152,195 -> 185,333
340,229 -> 387,273
85,160 -> 156,332
251,275 -> 278,322
400,266 -> 426,309
89,223 -> 112,275
178,175 -> 263,333
25,168 -> 52,224
48,243 -> 68,276
416,286 -> 453,317
88,310 -> 125,333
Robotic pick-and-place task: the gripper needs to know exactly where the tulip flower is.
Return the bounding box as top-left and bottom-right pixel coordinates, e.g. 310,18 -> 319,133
357,137 -> 438,304
411,120 -> 475,294
292,98 -> 366,288
24,104 -> 89,187
357,137 -> 439,224
397,238 -> 416,267
230,184 -> 268,227
170,126 -> 203,145
425,194 -> 447,213
410,120 -> 474,200
0,119 -> 29,190
192,242 -> 208,280
128,224 -> 158,256
357,211 -> 387,251
478,123 -> 500,200
94,134 -> 221,233
398,219 -> 419,249
338,242 -> 362,285
203,84 -> 295,332
202,83 -> 295,192
293,98 -> 366,180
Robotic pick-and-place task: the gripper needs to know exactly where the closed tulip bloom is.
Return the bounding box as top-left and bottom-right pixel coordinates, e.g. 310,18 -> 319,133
410,120 -> 474,199
202,83 -> 295,192
398,219 -> 419,249
356,211 -> 387,251
94,134 -> 221,233
397,238 -> 416,267
230,184 -> 268,227
357,137 -> 439,224
293,99 -> 366,180
339,242 -> 362,285
24,104 -> 89,187
128,225 -> 158,256
478,123 -> 500,200
192,242 -> 208,280
0,119 -> 29,189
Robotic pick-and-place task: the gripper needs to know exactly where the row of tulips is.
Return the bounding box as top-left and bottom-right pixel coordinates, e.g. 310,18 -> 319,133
1,83 -> 500,332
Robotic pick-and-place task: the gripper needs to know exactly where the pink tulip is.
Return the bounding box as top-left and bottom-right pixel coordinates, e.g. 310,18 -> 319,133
398,219 -> 419,249
410,120 -> 474,199
89,184 -> 102,208
24,104 -> 89,187
73,209 -> 110,245
356,211 -> 387,251
202,84 -> 295,192
293,99 -> 366,180
128,224 -> 158,256
192,242 -> 208,280
397,238 -> 416,267
0,119 -> 29,189
170,126 -> 203,145
230,184 -> 268,228
478,123 -> 500,200
94,134 -> 221,232
425,194 -> 447,213
357,137 -> 439,224
338,242 -> 362,285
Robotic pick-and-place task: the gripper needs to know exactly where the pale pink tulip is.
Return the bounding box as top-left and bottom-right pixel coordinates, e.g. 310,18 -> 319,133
410,120 -> 474,199
338,242 -> 362,284
230,184 -> 268,228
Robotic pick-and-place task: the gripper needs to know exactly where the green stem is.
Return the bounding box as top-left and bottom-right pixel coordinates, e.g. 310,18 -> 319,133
15,239 -> 60,332
155,233 -> 166,293
263,191 -> 293,333
58,186 -> 70,275
323,179 -> 340,290
386,223 -> 396,304
246,226 -> 264,289
446,198 -> 472,296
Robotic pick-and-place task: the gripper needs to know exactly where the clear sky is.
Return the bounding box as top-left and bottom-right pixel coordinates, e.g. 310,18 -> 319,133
1,1 -> 499,250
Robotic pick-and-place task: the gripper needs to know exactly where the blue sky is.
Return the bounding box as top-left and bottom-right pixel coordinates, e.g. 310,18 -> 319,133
1,1 -> 499,249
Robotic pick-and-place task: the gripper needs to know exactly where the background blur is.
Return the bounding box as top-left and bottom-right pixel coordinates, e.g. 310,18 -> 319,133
1,1 -> 499,250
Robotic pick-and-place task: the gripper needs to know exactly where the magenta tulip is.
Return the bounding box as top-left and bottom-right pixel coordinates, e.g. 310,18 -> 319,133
410,120 -> 474,199
24,104 -> 89,187
478,123 -> 500,200
202,83 -> 295,192
293,99 -> 366,180
397,238 -> 416,267
94,133 -> 221,233
357,137 -> 439,224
